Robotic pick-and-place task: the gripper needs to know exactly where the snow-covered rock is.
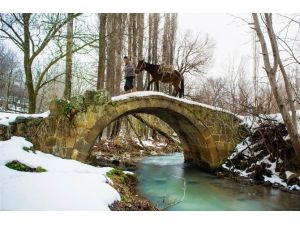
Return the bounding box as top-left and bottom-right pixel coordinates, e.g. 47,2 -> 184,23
0,111 -> 50,126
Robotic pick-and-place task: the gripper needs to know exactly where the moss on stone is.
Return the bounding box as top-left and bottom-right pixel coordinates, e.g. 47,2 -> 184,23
49,90 -> 111,117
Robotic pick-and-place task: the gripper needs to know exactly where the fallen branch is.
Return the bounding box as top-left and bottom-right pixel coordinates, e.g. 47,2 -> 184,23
132,114 -> 180,145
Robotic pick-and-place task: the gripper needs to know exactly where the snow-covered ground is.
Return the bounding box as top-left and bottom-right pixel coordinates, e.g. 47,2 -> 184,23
0,136 -> 120,210
0,111 -> 50,126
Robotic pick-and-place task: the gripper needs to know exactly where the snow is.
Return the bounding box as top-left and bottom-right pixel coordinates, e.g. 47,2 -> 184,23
0,136 -> 120,210
285,171 -> 295,179
112,91 -> 235,115
263,175 -> 287,187
0,111 -> 50,126
135,138 -> 168,149
228,138 -> 251,160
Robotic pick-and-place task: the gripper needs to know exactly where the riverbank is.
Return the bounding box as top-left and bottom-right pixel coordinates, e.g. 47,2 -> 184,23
89,136 -> 182,170
107,168 -> 158,211
218,114 -> 300,194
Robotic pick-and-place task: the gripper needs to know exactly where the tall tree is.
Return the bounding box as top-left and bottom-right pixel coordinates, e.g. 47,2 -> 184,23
106,14 -> 117,96
136,13 -> 144,91
169,14 -> 177,65
252,13 -> 300,165
64,13 -> 74,100
131,14 -> 138,89
152,13 -> 160,91
0,13 -> 88,113
162,14 -> 171,64
97,13 -> 107,90
152,13 -> 159,64
145,14 -> 153,89
115,14 -> 125,95
127,14 -> 132,60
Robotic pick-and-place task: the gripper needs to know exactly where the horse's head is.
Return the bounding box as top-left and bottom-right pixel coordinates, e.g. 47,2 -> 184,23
135,59 -> 146,73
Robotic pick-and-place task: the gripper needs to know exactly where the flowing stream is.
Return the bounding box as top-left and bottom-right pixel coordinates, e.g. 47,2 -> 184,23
136,153 -> 300,210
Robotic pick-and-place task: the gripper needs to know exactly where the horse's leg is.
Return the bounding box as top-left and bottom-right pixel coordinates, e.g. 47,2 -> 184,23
155,81 -> 159,91
147,79 -> 155,91
172,79 -> 180,97
172,84 -> 178,97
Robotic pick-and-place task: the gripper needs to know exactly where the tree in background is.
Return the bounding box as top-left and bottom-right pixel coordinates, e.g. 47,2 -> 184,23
176,31 -> 215,76
0,44 -> 25,111
136,13 -> 144,91
97,13 -> 107,90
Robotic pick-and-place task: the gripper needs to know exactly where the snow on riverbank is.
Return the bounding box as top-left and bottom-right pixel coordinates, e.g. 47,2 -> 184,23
0,136 -> 120,210
223,112 -> 300,191
0,111 -> 50,126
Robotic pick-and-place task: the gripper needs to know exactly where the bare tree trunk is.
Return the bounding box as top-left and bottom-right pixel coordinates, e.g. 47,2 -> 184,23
23,13 -> 36,113
152,13 -> 159,64
169,14 -> 177,95
106,14 -> 116,96
152,13 -> 160,92
115,14 -> 124,95
137,13 -> 144,91
97,13 -> 107,90
128,14 -> 132,60
145,13 -> 153,90
131,13 -> 138,90
162,13 -> 170,64
4,78 -> 11,111
64,13 -> 74,100
252,13 -> 300,165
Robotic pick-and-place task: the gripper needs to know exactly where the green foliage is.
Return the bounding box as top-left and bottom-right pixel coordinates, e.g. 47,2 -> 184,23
36,166 -> 47,173
106,168 -> 126,183
22,146 -> 36,153
25,136 -> 32,143
6,160 -> 29,172
121,195 -> 129,203
5,160 -> 47,173
64,101 -> 77,116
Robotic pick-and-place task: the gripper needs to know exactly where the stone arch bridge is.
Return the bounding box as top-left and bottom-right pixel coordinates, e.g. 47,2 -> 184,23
11,91 -> 245,169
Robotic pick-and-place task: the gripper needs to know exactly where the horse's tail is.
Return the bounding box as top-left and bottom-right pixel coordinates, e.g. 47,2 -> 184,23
180,76 -> 184,98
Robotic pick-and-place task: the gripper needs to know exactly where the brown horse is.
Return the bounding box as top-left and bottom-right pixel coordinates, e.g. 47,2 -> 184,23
134,59 -> 184,98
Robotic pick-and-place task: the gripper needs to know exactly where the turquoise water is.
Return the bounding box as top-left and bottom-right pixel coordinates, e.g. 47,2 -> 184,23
136,153 -> 300,211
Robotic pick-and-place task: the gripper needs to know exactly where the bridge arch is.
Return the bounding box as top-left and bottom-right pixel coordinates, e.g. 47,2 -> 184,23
72,93 -> 237,169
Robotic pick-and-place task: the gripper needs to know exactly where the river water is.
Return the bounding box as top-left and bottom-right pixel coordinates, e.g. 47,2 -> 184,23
136,153 -> 300,210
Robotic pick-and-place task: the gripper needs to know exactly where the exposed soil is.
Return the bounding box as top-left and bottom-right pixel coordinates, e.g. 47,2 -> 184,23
107,169 -> 158,211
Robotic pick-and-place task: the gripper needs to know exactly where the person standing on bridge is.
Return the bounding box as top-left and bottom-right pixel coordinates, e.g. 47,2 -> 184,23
123,56 -> 136,93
